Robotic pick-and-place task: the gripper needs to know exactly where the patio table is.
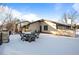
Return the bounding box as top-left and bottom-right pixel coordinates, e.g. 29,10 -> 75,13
21,32 -> 35,42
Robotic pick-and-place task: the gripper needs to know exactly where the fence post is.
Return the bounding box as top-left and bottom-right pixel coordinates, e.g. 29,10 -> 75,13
0,32 -> 2,45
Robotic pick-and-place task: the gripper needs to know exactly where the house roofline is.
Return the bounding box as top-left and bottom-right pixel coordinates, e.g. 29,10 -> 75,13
27,19 -> 71,27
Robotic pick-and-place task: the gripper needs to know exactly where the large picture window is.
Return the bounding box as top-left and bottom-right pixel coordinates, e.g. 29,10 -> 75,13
44,25 -> 48,30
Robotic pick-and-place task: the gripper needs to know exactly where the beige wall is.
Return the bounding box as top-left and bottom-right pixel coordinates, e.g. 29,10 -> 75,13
29,20 -> 57,32
40,20 -> 57,33
29,22 -> 40,31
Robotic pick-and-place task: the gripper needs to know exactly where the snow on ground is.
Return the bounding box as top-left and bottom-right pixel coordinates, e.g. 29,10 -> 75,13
0,33 -> 79,55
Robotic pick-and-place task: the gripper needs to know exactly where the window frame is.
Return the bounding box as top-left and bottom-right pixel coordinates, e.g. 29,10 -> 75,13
44,25 -> 48,31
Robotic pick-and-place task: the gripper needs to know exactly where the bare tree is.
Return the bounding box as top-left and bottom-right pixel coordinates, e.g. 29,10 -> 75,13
67,10 -> 78,29
62,10 -> 79,37
6,21 -> 14,31
63,10 -> 79,29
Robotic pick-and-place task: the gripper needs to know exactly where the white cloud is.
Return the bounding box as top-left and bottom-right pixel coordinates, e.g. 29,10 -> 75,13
11,9 -> 22,19
12,10 -> 41,22
0,5 -> 41,22
21,14 -> 41,22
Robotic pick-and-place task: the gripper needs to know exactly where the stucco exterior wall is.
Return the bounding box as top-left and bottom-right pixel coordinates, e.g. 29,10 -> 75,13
29,22 -> 40,31
40,20 -> 57,33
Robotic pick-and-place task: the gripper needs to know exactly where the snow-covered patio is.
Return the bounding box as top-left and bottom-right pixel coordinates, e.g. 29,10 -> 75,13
0,33 -> 79,55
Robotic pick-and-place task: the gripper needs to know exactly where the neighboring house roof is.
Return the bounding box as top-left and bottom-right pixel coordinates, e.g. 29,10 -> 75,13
16,21 -> 30,25
20,21 -> 30,23
16,21 -> 30,28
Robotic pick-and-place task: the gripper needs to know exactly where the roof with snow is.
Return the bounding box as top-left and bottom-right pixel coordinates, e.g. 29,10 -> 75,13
28,19 -> 72,26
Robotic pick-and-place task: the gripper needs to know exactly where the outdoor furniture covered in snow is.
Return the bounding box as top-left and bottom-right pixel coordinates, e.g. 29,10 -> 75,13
20,33 -> 30,41
29,32 -> 36,42
20,33 -> 26,41
20,32 -> 35,42
30,30 -> 40,39
20,31 -> 40,42
35,30 -> 40,38
36,33 -> 40,38
20,32 -> 31,41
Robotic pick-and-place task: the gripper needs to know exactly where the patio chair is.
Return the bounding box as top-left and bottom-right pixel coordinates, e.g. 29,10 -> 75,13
25,32 -> 36,42
30,34 -> 36,41
35,31 -> 40,38
31,31 -> 37,38
24,34 -> 30,41
27,35 -> 35,43
20,33 -> 27,41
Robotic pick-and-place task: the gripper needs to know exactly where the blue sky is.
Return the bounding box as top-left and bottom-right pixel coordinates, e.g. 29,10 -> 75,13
4,4 -> 73,18
0,3 -> 79,22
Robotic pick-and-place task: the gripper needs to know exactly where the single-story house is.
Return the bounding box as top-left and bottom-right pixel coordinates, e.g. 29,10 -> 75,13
27,19 -> 75,37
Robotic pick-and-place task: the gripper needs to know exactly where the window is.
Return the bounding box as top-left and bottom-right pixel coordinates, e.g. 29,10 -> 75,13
57,24 -> 71,30
44,25 -> 48,30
